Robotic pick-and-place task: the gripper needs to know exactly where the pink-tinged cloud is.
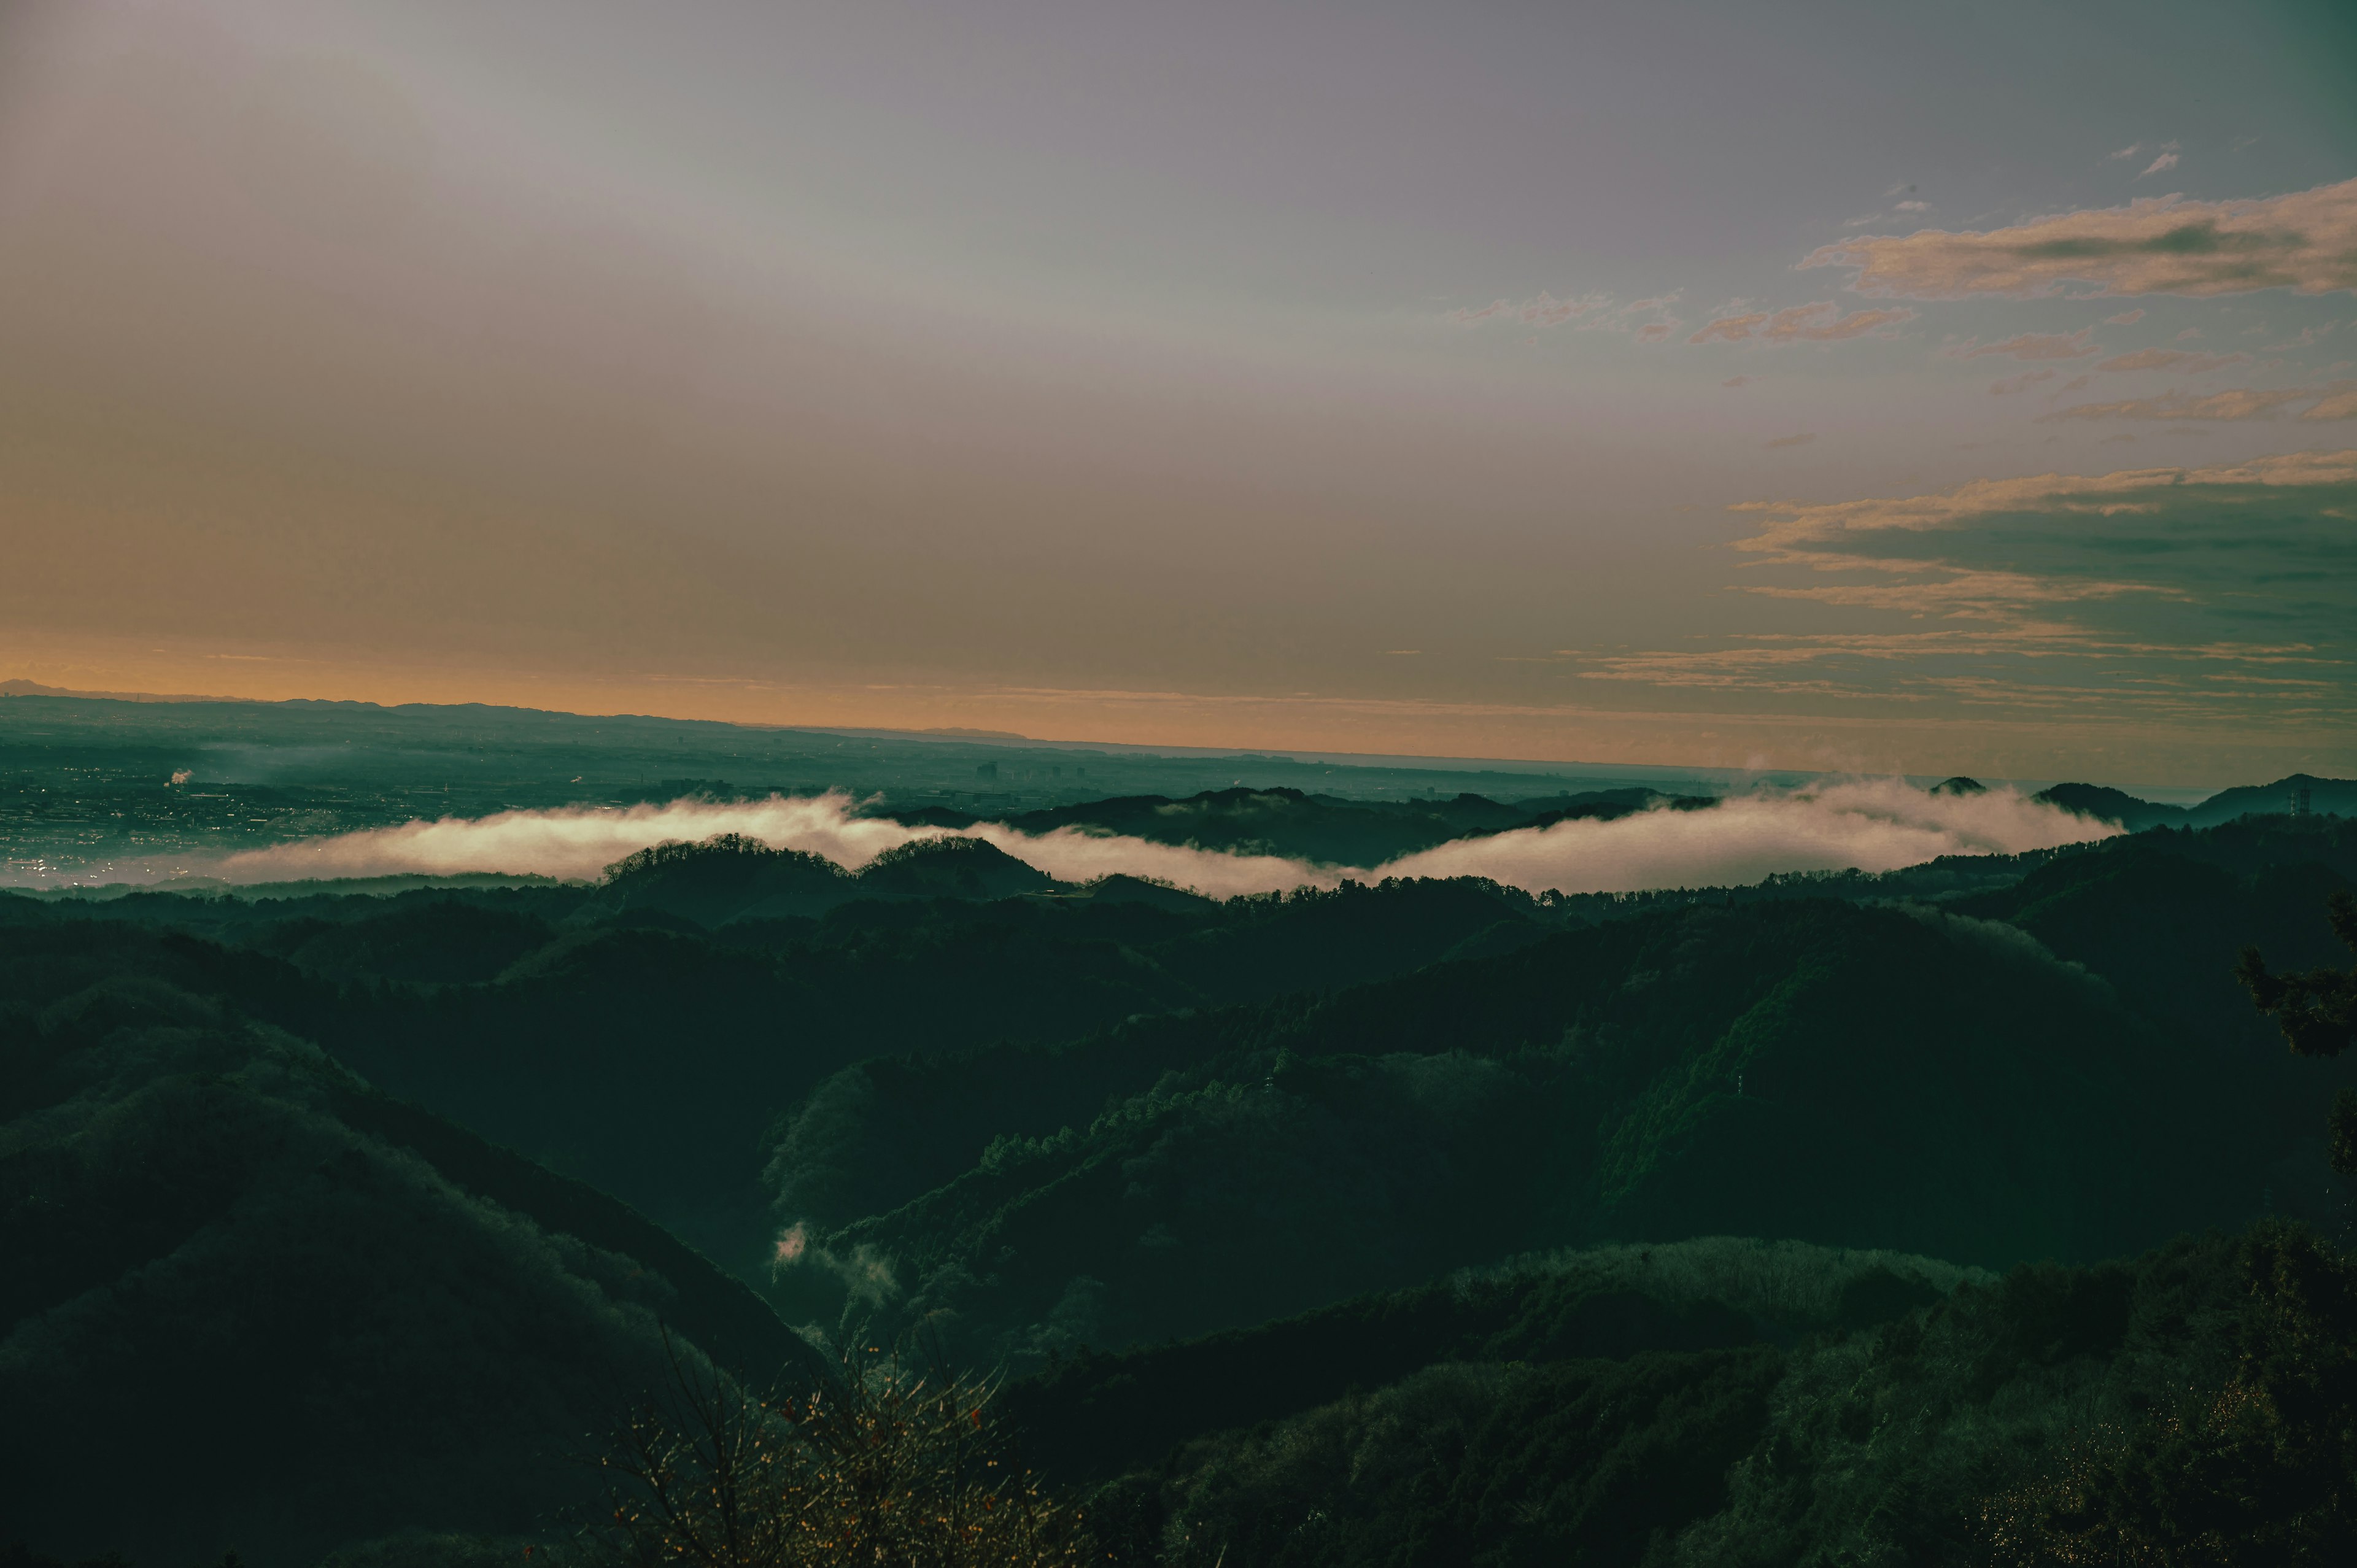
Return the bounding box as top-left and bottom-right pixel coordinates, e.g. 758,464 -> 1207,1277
2104,309 -> 2146,325
1957,329 -> 2100,361
1730,447 -> 2357,546
1636,322 -> 1676,343
1687,301 -> 1917,346
2301,385 -> 2357,420
1987,369 -> 2056,396
1802,177 -> 2357,298
2138,152 -> 2180,178
1447,299 -> 1512,323
2094,349 -> 2248,373
1689,314 -> 1768,344
2042,384 -> 2353,422
1765,432 -> 1816,449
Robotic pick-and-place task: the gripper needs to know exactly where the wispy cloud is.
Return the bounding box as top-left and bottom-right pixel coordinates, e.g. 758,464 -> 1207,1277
1387,779 -> 2114,891
2043,382 -> 2356,420
1954,329 -> 2100,361
214,792 -> 1336,898
2092,348 -> 2247,373
2138,149 -> 2180,179
2265,322 -> 2340,351
1802,176 -> 2357,298
1765,432 -> 1816,448
1554,449 -> 2357,724
1987,369 -> 2056,395
2104,309 -> 2146,325
1687,301 -> 1916,345
1521,290 -> 1612,326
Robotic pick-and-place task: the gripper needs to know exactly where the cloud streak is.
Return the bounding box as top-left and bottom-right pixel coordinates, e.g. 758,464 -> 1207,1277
212,793 -> 1327,900
2092,348 -> 2247,373
1956,330 -> 2100,361
1553,449 -> 2357,724
1803,177 -> 2357,298
1687,301 -> 1916,345
2043,383 -> 2357,421
199,782 -> 2115,898
1387,778 -> 2116,891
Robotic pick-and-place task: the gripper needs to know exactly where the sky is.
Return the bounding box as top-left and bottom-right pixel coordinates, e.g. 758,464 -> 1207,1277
2,0 -> 2353,787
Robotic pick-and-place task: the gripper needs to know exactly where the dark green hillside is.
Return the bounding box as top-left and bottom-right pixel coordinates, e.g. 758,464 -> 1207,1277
245,898 -> 562,985
1071,1224 -> 2357,1567
854,835 -> 1057,900
0,868 -> 1552,1277
573,833 -> 853,926
310,876 -> 1547,1266
2185,772 -> 2356,826
1953,824 -> 2357,1175
772,900 -> 2231,1364
0,965 -> 822,1566
2033,781 -> 2190,830
1000,1237 -> 1978,1487
9,817 -> 2350,1326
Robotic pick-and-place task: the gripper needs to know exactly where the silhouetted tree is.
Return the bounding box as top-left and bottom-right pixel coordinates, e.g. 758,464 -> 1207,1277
2239,891 -> 2357,1173
592,1332 -> 1093,1568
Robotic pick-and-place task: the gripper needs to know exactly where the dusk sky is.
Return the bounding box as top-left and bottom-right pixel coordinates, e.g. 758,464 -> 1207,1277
4,0 -> 2353,784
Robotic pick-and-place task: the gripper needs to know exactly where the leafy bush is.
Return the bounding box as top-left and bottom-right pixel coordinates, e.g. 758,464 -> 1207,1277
591,1339 -> 1093,1567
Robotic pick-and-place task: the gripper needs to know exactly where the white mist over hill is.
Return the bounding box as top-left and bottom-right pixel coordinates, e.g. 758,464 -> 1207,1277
211,779 -> 2116,897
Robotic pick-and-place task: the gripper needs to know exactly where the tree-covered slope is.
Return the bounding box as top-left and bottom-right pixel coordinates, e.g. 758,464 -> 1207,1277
999,1236 -> 1979,1488
1073,1224 -> 2357,1567
0,963 -> 821,1567
2,873 -> 1550,1275
768,899 -> 2238,1365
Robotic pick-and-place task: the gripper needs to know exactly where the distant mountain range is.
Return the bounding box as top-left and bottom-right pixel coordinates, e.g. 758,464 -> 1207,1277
2036,773 -> 2355,829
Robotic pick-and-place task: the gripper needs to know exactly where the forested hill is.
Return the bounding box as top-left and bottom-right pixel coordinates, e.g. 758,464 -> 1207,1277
4,811 -> 2356,1563
0,949 -> 827,1564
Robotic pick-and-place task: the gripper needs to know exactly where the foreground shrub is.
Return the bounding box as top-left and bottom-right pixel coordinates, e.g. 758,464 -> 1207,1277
592,1336 -> 1094,1568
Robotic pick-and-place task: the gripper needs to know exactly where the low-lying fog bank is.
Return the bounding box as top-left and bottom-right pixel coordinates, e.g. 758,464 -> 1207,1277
190,778 -> 2118,897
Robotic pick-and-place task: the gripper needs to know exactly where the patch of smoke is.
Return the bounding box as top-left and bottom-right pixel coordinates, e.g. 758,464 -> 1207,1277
209,778 -> 2115,895
771,1221 -> 899,1308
